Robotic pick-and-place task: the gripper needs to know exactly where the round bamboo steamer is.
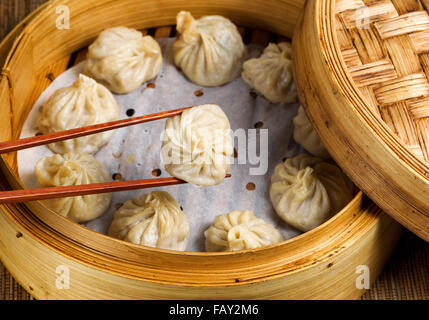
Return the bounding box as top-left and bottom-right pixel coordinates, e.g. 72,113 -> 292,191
0,0 -> 403,300
294,0 -> 429,241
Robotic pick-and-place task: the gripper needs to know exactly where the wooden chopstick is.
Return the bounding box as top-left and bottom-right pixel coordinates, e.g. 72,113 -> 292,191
0,174 -> 232,204
0,106 -> 193,154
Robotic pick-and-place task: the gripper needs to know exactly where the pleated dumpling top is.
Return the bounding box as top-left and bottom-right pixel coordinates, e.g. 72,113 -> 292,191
35,152 -> 112,223
108,191 -> 190,251
37,74 -> 120,155
85,26 -> 162,94
270,154 -> 353,232
173,11 -> 247,87
161,104 -> 233,187
242,42 -> 297,103
204,210 -> 283,252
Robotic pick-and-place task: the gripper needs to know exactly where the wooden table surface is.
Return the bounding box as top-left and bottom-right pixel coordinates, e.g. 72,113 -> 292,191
0,0 -> 428,300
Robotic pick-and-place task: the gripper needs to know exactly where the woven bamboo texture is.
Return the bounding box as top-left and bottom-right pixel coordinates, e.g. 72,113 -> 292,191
336,0 -> 429,162
0,0 -> 427,300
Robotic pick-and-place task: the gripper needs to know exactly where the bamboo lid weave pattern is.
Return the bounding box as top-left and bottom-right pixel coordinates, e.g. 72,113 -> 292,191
294,0 -> 429,240
336,0 -> 429,162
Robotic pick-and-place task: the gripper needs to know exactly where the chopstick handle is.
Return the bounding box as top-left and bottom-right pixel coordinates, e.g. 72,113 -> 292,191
0,106 -> 192,154
0,177 -> 186,204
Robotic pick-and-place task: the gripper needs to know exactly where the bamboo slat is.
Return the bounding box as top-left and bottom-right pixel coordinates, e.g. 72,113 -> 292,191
340,0 -> 399,29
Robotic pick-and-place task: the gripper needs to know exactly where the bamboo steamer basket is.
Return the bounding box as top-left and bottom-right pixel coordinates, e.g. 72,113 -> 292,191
0,0 -> 403,300
294,0 -> 429,241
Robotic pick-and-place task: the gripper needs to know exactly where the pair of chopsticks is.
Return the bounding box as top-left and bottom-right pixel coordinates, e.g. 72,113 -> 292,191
0,107 -> 231,204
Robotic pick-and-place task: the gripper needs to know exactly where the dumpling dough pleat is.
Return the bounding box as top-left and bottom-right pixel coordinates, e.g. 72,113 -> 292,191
37,74 -> 120,155
293,105 -> 331,159
242,42 -> 297,103
269,154 -> 353,232
108,191 -> 190,251
204,210 -> 283,252
161,104 -> 233,186
173,11 -> 247,86
85,27 -> 162,94
35,152 -> 112,223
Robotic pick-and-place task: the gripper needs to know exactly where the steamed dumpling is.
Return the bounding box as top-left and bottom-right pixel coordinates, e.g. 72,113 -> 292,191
37,74 -> 120,155
35,153 -> 112,223
269,154 -> 353,232
161,104 -> 233,186
204,210 -> 283,252
108,191 -> 190,251
242,42 -> 297,103
173,11 -> 247,86
293,105 -> 331,159
85,27 -> 162,94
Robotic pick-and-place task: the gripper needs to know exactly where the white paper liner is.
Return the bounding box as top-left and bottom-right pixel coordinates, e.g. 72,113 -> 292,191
18,37 -> 303,252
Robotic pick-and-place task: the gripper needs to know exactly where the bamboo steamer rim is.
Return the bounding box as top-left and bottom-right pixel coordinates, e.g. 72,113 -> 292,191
293,0 -> 429,242
0,0 -> 402,299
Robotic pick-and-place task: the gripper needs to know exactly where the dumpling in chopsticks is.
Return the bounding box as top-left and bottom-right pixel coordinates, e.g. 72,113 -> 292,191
108,191 -> 190,251
161,104 -> 233,186
204,210 -> 283,252
173,11 -> 247,86
35,152 -> 112,223
269,154 -> 353,232
85,26 -> 163,94
242,42 -> 297,103
37,74 -> 120,155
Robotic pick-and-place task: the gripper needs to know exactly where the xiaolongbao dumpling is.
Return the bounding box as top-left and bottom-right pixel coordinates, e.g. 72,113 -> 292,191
242,42 -> 297,103
173,11 -> 247,86
37,74 -> 120,155
269,154 -> 353,232
204,210 -> 283,252
293,105 -> 331,159
35,153 -> 112,223
161,104 -> 233,186
85,27 -> 162,94
108,191 -> 190,251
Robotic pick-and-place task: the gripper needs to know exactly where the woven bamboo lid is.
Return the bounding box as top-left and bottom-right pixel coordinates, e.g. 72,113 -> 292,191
294,0 -> 429,241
